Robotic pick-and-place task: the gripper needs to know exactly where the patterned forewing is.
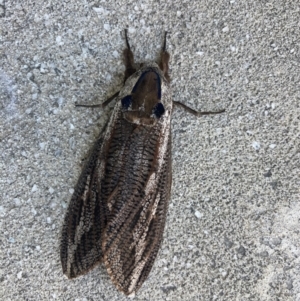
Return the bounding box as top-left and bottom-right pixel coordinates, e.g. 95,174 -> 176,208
101,114 -> 172,295
60,133 -> 107,278
132,134 -> 172,292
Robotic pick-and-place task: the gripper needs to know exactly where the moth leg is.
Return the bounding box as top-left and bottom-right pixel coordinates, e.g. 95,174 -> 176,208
159,31 -> 170,82
123,29 -> 136,81
173,101 -> 225,116
75,91 -> 120,108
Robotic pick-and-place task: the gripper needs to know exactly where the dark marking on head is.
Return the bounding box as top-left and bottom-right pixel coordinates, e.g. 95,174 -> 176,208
121,95 -> 132,109
153,103 -> 165,118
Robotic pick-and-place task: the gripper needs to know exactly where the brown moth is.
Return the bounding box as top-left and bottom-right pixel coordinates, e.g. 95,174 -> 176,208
60,29 -> 225,295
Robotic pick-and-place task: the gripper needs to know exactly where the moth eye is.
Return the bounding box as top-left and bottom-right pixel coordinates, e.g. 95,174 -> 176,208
153,103 -> 165,118
121,95 -> 132,109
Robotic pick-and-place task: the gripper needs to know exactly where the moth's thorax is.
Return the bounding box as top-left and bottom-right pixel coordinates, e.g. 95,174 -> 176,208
117,63 -> 172,126
131,71 -> 160,114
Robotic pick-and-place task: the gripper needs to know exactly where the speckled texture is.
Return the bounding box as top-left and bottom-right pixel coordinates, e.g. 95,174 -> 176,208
0,1 -> 299,300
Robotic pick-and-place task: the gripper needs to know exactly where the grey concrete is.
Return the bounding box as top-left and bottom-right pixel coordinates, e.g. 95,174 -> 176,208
1,0 -> 299,300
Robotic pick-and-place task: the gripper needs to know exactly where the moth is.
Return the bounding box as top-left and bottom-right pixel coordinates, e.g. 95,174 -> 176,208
60,29 -> 225,295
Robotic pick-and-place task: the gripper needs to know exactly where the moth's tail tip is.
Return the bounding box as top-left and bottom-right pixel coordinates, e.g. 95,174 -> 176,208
128,291 -> 136,298
61,266 -> 76,279
62,271 -> 71,279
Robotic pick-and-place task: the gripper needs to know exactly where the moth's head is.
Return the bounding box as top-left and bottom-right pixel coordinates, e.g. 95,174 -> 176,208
120,67 -> 166,126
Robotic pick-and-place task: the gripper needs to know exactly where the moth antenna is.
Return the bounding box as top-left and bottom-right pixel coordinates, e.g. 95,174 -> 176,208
159,31 -> 170,82
123,29 -> 136,80
162,31 -> 168,52
124,28 -> 131,50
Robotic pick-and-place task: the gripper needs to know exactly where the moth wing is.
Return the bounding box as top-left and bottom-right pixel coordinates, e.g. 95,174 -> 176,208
101,122 -> 172,295
60,131 -> 107,278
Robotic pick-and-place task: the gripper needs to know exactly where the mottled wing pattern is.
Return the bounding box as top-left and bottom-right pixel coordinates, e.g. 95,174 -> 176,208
60,105 -> 172,294
60,130 -> 107,278
100,112 -> 172,295
60,28 -> 224,295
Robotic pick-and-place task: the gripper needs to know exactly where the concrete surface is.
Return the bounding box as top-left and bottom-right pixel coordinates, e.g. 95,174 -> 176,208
0,0 -> 299,300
